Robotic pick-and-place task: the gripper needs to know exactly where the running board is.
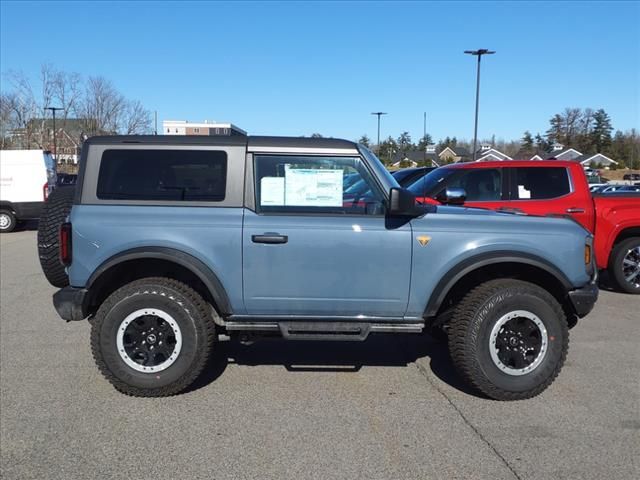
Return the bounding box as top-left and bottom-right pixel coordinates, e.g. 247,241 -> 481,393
225,320 -> 424,341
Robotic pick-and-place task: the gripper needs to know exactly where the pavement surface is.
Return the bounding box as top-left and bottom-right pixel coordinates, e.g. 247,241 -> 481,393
1,228 -> 639,480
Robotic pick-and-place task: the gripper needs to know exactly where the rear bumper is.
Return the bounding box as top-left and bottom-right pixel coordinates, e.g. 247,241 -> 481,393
53,287 -> 88,321
568,283 -> 599,318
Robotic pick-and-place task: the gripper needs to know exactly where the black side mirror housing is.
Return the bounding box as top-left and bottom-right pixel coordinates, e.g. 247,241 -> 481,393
436,188 -> 467,205
388,187 -> 422,217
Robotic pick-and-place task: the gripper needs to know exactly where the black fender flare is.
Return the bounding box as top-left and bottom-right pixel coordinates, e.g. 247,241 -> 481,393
424,250 -> 573,318
87,247 -> 233,315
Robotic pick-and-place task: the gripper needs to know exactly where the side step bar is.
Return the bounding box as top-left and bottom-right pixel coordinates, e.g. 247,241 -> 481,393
225,320 -> 424,341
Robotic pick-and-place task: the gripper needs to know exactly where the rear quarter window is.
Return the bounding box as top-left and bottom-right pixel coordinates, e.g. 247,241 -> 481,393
511,167 -> 571,200
96,149 -> 227,201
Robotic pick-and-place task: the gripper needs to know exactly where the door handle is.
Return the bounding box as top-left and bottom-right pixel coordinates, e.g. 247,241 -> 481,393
252,234 -> 288,244
566,208 -> 585,213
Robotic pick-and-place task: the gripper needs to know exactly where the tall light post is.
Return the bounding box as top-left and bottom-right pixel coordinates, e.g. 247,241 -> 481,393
45,106 -> 63,162
371,112 -> 387,153
464,49 -> 495,161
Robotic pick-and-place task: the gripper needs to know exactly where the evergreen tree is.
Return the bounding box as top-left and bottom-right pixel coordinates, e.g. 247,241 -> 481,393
358,134 -> 371,148
590,109 -> 613,152
535,133 -> 550,152
545,114 -> 564,144
417,133 -> 433,151
522,131 -> 534,151
397,131 -> 412,156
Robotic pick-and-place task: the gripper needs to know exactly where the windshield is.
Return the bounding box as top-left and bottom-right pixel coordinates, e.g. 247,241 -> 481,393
408,167 -> 458,197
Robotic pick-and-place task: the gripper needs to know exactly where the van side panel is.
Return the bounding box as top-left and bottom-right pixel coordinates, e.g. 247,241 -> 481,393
0,150 -> 50,205
68,205 -> 245,314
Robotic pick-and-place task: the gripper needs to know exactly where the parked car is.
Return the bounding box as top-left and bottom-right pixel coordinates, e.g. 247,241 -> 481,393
589,184 -> 609,193
39,135 -> 597,400
391,166 -> 436,187
408,160 -> 640,293
616,185 -> 640,193
0,150 -> 56,232
599,185 -> 626,194
622,173 -> 640,181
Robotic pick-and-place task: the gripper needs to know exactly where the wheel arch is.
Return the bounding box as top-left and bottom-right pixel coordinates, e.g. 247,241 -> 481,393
85,247 -> 232,317
424,252 -> 576,326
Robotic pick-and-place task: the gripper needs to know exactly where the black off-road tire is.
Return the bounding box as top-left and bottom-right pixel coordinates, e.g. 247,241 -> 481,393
90,277 -> 217,397
448,279 -> 569,401
0,209 -> 17,233
37,187 -> 75,287
608,237 -> 640,294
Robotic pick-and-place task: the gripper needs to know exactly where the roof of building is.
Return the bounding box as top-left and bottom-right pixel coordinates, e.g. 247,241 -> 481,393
545,148 -> 582,159
575,153 -> 618,165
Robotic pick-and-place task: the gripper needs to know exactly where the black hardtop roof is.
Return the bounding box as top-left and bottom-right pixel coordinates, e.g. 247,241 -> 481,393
85,134 -> 358,149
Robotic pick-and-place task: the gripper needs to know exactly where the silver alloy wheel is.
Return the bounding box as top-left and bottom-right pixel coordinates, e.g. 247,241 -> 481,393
0,213 -> 10,229
116,308 -> 183,373
489,310 -> 548,376
622,246 -> 640,288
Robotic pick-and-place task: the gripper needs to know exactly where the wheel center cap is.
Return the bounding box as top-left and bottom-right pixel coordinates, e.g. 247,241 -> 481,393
509,337 -> 519,347
146,334 -> 157,344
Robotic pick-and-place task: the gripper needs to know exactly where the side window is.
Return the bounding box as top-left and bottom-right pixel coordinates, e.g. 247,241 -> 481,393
97,149 -> 227,201
511,167 -> 570,200
446,168 -> 502,201
254,155 -> 385,215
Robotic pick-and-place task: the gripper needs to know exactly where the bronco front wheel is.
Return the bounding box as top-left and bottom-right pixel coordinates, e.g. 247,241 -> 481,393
90,277 -> 216,397
448,279 -> 569,401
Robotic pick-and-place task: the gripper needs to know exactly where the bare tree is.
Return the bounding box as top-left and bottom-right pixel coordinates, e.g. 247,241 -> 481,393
122,100 -> 152,134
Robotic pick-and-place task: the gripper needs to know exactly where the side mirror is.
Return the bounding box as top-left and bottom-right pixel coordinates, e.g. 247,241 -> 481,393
388,187 -> 422,217
436,188 -> 466,205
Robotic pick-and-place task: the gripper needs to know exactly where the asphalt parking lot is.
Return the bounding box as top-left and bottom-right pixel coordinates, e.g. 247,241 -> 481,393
1,228 -> 638,480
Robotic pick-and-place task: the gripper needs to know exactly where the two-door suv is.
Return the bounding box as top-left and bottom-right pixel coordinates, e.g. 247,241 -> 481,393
42,135 -> 598,400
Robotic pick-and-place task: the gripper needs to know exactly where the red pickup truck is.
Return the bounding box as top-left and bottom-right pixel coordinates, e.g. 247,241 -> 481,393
409,160 -> 640,293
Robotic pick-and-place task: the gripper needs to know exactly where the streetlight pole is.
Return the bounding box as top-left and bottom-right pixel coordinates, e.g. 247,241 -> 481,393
464,49 -> 495,161
423,111 -> 427,162
45,106 -> 63,162
371,112 -> 387,153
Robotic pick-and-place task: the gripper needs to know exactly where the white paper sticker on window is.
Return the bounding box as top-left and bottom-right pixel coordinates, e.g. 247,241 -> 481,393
284,167 -> 343,207
518,185 -> 531,199
260,177 -> 285,206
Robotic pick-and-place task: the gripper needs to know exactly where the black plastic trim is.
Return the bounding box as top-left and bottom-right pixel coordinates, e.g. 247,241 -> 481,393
568,283 -> 598,318
424,251 -> 574,317
86,247 -> 233,315
0,201 -> 44,220
53,287 -> 89,321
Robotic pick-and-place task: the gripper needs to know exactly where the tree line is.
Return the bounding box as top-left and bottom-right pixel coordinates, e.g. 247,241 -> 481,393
348,107 -> 639,169
0,64 -> 153,149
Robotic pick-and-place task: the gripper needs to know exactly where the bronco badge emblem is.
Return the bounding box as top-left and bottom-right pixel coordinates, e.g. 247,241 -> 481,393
417,235 -> 431,246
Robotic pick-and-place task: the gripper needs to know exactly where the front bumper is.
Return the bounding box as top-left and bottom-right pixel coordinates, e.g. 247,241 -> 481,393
53,287 -> 89,321
568,283 -> 599,318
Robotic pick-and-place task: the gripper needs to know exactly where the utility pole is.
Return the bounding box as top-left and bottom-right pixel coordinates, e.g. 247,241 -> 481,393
423,112 -> 427,163
154,111 -> 158,135
464,49 -> 495,161
45,106 -> 63,162
371,112 -> 387,154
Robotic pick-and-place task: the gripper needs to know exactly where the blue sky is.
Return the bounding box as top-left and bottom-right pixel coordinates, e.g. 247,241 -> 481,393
1,1 -> 638,143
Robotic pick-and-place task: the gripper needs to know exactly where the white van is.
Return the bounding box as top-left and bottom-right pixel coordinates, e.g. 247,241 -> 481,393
0,150 -> 57,232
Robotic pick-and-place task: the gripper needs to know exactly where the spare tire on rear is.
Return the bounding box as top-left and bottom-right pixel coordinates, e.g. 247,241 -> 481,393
38,187 -> 75,288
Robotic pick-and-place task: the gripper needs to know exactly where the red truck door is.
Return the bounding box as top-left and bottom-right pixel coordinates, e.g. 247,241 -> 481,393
504,166 -> 595,231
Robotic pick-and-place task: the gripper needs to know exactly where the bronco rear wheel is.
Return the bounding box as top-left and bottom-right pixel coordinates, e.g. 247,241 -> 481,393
448,279 -> 568,400
90,277 -> 217,397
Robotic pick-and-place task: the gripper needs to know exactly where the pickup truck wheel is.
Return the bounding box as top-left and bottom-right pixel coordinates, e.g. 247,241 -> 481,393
90,277 -> 217,397
448,279 -> 568,400
0,210 -> 17,233
37,187 -> 75,287
608,238 -> 640,294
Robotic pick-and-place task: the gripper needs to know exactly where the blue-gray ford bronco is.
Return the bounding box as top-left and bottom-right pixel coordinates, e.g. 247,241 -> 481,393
43,135 -> 598,400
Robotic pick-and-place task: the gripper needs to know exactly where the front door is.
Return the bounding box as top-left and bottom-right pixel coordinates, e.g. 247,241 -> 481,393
242,154 -> 412,317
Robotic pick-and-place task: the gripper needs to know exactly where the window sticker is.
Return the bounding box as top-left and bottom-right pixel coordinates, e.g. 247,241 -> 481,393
518,185 -> 531,199
260,177 -> 285,206
284,166 -> 343,207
